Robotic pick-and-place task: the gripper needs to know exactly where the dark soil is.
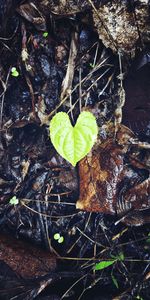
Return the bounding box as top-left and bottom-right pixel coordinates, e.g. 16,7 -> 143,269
0,2 -> 150,300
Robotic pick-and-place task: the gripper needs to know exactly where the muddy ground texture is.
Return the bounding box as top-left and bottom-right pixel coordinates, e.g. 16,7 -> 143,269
0,3 -> 150,300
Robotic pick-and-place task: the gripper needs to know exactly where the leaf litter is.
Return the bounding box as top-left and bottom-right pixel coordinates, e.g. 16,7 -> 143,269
0,1 -> 150,299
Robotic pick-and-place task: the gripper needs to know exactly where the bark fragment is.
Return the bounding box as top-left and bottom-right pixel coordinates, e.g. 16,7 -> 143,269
0,233 -> 56,278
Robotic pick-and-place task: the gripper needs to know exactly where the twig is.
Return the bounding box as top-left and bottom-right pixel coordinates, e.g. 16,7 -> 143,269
0,68 -> 11,128
60,29 -> 79,107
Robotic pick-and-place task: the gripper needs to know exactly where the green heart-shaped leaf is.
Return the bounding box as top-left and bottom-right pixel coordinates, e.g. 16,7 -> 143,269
49,111 -> 98,166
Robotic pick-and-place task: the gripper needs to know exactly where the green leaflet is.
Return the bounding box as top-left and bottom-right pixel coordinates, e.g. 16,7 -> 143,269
53,233 -> 64,243
94,260 -> 116,271
11,67 -> 19,77
9,196 -> 19,205
111,274 -> 119,289
49,111 -> 98,166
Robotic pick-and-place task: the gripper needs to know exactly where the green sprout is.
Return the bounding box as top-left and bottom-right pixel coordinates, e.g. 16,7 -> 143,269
94,252 -> 125,271
43,32 -> 48,38
54,233 -> 64,244
11,67 -> 19,77
136,296 -> 144,300
94,259 -> 116,271
9,196 -> 19,205
89,63 -> 95,68
111,251 -> 125,262
111,273 -> 119,289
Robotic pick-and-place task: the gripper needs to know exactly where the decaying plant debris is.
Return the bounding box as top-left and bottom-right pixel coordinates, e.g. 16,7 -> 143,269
0,0 -> 150,299
77,121 -> 150,226
0,233 -> 56,278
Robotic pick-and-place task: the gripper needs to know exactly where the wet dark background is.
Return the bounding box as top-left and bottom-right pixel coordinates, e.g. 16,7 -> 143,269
0,1 -> 150,299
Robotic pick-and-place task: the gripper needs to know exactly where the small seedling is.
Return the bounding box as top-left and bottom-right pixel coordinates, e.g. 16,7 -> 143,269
94,259 -> 116,271
43,32 -> 48,38
49,111 -> 98,167
111,273 -> 119,289
136,296 -> 144,300
111,251 -> 125,262
9,196 -> 19,205
89,63 -> 95,68
94,252 -> 124,271
54,233 -> 64,244
11,67 -> 19,77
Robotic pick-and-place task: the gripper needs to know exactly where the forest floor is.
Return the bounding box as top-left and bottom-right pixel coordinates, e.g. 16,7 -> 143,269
0,4 -> 150,300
